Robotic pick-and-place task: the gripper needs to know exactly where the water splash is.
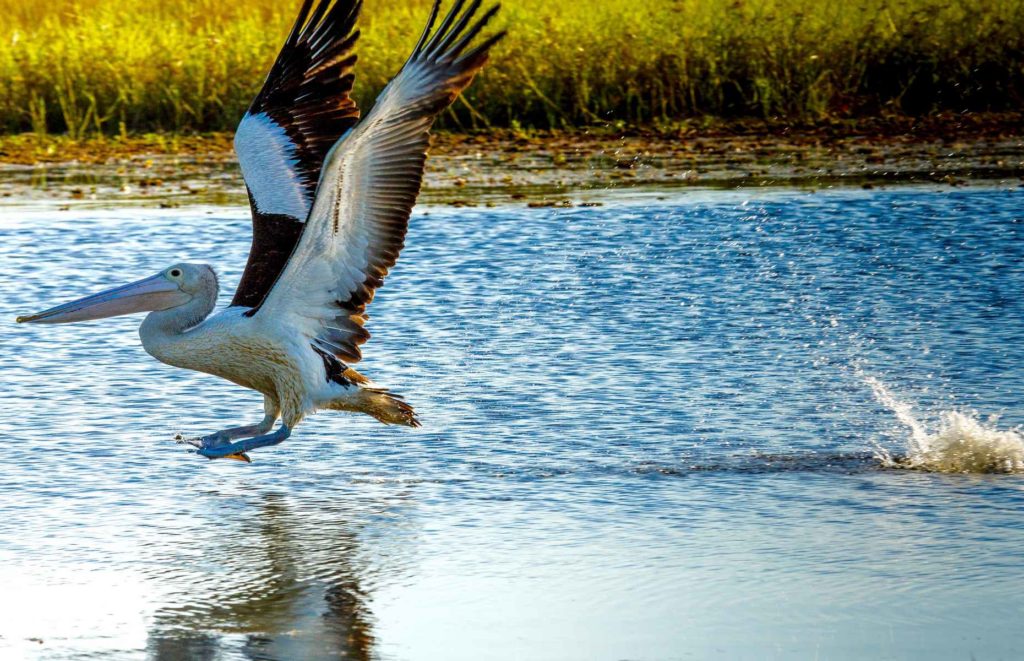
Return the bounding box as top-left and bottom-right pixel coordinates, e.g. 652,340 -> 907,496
863,374 -> 1024,473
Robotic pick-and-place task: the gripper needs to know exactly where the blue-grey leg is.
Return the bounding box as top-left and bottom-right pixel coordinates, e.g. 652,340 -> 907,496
179,396 -> 280,455
181,413 -> 277,448
195,425 -> 291,460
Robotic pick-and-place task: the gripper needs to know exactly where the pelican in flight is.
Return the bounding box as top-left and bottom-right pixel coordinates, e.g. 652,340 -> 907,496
16,0 -> 504,462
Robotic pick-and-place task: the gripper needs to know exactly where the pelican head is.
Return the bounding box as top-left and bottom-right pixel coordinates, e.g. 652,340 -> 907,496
16,263 -> 217,324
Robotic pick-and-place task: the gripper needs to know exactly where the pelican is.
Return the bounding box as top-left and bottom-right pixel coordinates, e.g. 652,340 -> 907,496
15,0 -> 504,462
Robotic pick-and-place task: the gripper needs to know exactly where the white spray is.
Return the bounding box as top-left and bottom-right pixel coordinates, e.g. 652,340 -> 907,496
863,374 -> 1024,473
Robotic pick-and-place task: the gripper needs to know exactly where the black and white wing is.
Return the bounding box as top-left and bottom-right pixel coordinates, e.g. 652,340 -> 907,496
254,0 -> 504,363
231,0 -> 362,308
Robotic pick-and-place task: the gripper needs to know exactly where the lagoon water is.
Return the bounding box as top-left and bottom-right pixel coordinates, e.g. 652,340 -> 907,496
1,185 -> 1024,660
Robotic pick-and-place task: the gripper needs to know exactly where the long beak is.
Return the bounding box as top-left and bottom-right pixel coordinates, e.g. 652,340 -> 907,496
16,273 -> 188,324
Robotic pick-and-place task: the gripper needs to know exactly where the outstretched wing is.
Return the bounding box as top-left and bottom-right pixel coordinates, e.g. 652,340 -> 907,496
231,0 -> 363,309
252,0 -> 504,364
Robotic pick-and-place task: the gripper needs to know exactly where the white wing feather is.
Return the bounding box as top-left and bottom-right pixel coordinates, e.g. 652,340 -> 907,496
255,0 -> 503,364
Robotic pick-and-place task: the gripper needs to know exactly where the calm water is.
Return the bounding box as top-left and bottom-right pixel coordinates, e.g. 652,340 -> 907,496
2,185 -> 1024,660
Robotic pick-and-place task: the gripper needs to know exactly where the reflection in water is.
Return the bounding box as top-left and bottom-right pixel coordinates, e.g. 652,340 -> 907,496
148,494 -> 381,661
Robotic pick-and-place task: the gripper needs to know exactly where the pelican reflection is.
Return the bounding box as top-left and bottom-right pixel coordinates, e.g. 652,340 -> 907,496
146,492 -> 398,660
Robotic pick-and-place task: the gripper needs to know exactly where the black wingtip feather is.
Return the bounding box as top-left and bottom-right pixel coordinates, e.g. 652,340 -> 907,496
454,28 -> 505,68
447,3 -> 500,61
306,0 -> 360,54
411,0 -> 442,59
285,0 -> 317,48
306,0 -> 334,33
432,0 -> 482,58
424,0 -> 467,58
413,0 -> 504,66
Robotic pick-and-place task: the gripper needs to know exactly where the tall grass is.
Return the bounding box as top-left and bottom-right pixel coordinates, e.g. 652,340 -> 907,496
0,0 -> 1022,134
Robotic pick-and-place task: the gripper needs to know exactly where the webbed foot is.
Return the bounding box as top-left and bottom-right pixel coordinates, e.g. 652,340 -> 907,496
194,425 -> 291,460
177,434 -> 252,462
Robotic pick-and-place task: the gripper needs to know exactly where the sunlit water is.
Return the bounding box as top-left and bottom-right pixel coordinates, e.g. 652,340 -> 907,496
2,185 -> 1024,660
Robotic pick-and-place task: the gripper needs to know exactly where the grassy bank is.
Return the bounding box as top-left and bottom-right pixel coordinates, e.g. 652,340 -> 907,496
0,0 -> 1022,135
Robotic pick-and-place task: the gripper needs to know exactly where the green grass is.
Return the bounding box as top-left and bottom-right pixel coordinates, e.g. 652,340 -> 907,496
0,0 -> 1022,135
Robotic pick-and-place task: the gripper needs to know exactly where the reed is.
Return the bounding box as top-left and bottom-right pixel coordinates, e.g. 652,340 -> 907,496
0,0 -> 1021,135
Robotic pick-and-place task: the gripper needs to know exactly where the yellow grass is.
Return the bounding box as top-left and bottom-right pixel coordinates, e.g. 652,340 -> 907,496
0,0 -> 1021,134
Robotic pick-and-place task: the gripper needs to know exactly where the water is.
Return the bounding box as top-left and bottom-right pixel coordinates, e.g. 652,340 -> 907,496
2,185 -> 1024,660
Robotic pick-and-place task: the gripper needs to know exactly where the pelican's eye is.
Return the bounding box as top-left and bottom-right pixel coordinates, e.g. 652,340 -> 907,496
169,268 -> 182,278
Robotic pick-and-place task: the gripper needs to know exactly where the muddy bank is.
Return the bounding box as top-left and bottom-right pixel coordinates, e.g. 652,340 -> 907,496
0,115 -> 1022,208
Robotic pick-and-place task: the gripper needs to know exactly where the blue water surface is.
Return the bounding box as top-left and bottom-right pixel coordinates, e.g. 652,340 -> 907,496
1,185 -> 1023,660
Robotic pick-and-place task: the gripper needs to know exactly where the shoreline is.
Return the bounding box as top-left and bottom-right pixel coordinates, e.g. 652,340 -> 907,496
1,115 -> 1022,207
